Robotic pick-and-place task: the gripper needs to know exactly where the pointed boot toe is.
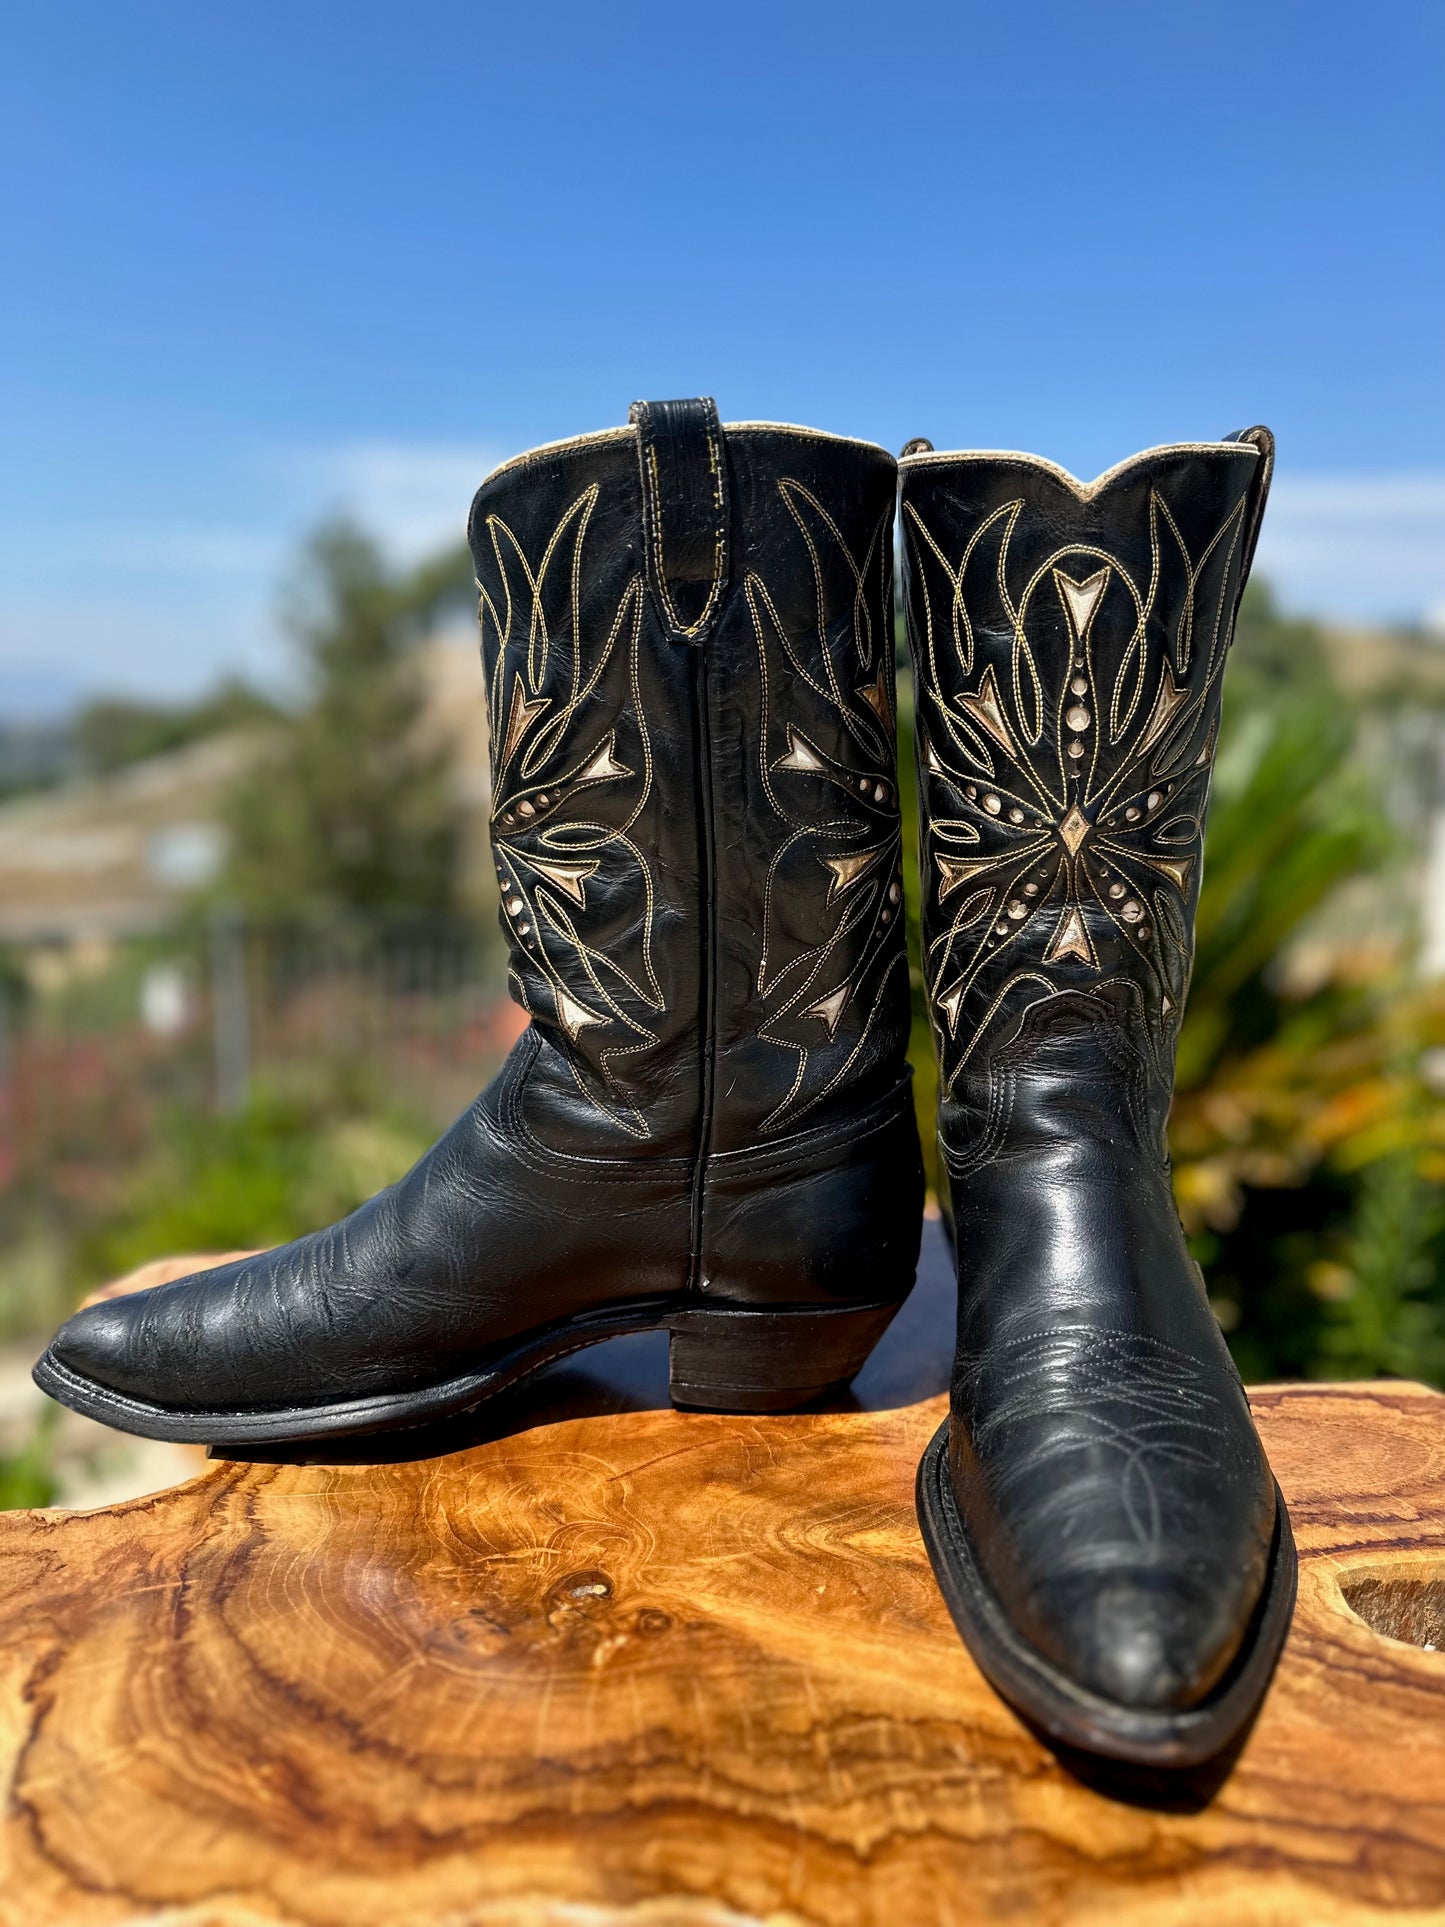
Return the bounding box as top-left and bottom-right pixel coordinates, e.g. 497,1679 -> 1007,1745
37,1257 -> 261,1431
1034,1570 -> 1249,1715
1070,1581 -> 1191,1712
44,1297 -> 148,1399
918,1417 -> 1295,1766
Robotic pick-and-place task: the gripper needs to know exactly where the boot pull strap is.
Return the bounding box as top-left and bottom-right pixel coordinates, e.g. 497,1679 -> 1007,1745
629,397 -> 731,645
1225,424 -> 1275,588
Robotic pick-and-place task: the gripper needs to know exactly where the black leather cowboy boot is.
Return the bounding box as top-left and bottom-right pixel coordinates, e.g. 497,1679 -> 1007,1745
902,431 -> 1296,1767
35,401 -> 922,1445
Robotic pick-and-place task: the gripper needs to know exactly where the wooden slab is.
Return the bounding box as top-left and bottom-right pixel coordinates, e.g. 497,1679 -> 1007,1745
2,1230 -> 1444,1925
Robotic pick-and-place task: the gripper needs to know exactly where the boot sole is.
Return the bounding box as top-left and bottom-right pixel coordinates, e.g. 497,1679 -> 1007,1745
32,1295 -> 907,1448
915,1418 -> 1298,1770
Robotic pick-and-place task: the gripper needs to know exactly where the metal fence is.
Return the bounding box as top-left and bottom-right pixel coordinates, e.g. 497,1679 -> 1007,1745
200,910 -> 516,1121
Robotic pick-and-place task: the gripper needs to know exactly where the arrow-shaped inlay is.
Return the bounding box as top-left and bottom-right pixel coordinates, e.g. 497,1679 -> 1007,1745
822,845 -> 889,903
1137,669 -> 1191,757
502,685 -> 550,765
554,988 -> 606,1040
957,664 -> 1017,755
1054,567 -> 1110,645
936,981 -> 966,1035
1133,852 -> 1195,893
856,668 -> 890,723
775,728 -> 827,773
526,856 -> 601,907
936,852 -> 999,900
801,984 -> 850,1036
1044,904 -> 1097,966
575,735 -> 633,784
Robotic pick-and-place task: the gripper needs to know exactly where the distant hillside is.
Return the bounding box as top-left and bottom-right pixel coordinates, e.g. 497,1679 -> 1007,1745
1318,621 -> 1445,703
0,631 -> 491,946
0,681 -> 277,808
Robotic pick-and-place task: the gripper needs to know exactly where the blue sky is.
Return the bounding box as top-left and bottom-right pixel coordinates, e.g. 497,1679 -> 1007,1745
2,1 -> 1441,711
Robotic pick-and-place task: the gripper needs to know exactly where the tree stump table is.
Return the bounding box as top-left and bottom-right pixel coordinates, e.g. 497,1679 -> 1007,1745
2,1229 -> 1444,1926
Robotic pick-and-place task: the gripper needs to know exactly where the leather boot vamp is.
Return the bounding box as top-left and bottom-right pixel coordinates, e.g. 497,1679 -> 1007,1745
944,1011 -> 1276,1714
48,1041 -> 691,1413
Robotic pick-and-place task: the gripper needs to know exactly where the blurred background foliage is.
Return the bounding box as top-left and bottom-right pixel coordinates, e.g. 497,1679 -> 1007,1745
0,515 -> 507,1259
0,523 -> 510,1500
222,522 -> 475,918
2,525 -> 1444,1503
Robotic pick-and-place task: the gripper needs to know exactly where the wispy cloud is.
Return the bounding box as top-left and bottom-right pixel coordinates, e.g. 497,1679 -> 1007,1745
0,594 -> 289,707
280,439 -> 513,561
69,526 -> 281,578
299,450 -> 1445,632
1256,472 -> 1445,631
0,439 -> 516,709
2,449 -> 1442,714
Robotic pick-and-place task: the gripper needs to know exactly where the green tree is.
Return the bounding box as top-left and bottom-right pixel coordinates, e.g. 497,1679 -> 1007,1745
223,524 -> 472,917
1177,606 -> 1391,1089
1168,585 -> 1445,1382
1315,1152 -> 1445,1382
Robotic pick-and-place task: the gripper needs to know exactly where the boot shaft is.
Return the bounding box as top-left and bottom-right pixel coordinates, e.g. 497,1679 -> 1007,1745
900,433 -> 1272,1134
469,403 -> 911,1160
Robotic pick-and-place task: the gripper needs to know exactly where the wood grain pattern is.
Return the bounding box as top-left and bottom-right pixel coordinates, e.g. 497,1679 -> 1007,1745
3,1240 -> 1444,1925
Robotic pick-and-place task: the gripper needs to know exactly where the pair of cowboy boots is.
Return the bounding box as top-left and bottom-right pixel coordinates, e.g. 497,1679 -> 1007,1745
35,399 -> 1296,1768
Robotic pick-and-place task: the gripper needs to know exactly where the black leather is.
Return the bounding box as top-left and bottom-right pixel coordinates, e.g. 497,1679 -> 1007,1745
629,396 -> 730,641
37,406 -> 922,1440
902,433 -> 1292,1734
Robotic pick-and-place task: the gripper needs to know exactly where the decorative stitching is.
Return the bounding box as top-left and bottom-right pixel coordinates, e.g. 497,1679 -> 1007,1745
479,488 -> 664,1139
955,1325 -> 1247,1553
905,470 -> 1258,1098
746,479 -> 907,1134
631,399 -> 729,645
895,441 -> 1260,498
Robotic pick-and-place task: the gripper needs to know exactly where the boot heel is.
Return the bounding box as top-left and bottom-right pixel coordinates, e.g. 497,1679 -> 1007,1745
667,1299 -> 901,1413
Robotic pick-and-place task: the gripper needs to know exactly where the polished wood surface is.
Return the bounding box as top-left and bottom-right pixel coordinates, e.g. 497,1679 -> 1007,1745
3,1228 -> 1444,1926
